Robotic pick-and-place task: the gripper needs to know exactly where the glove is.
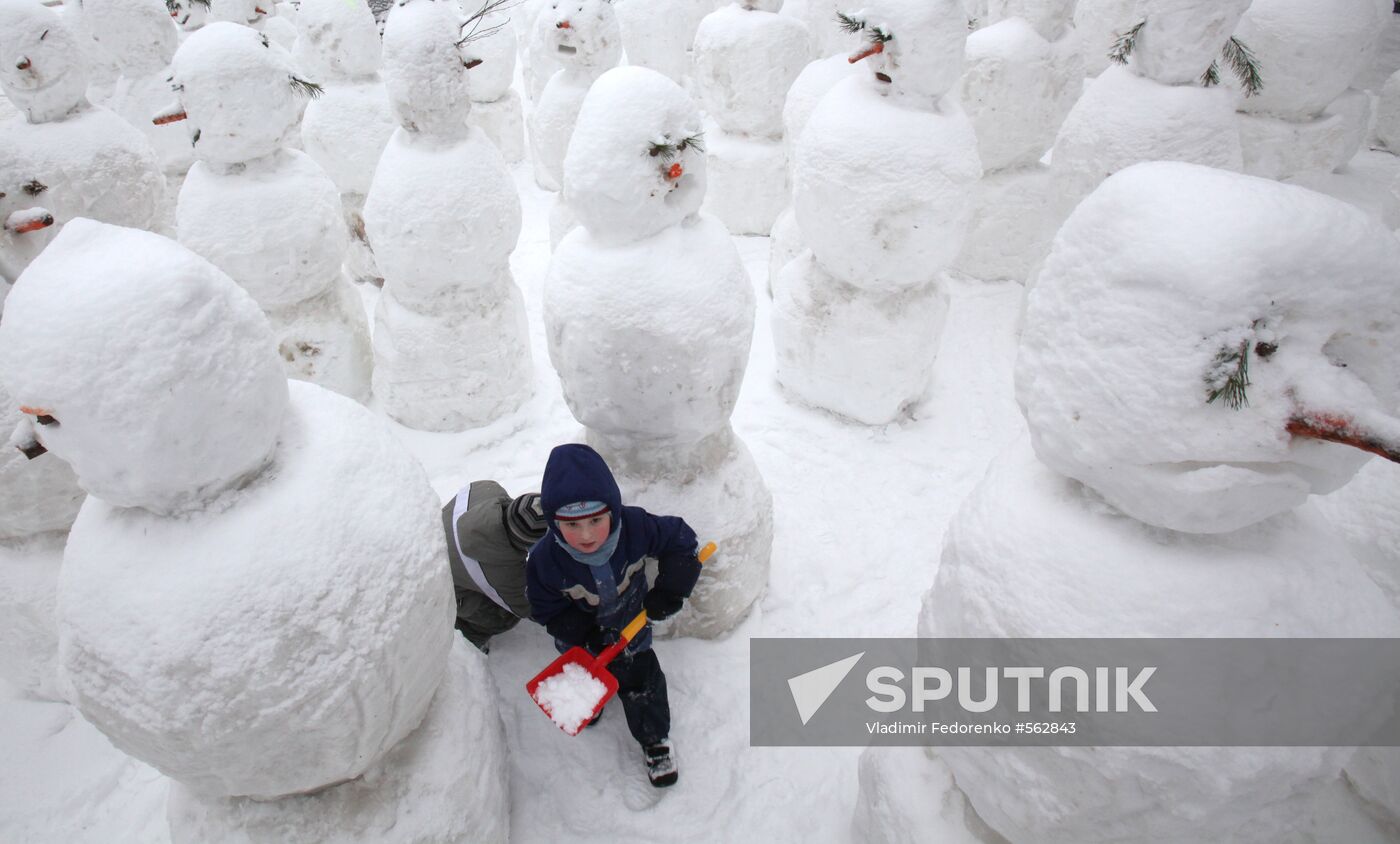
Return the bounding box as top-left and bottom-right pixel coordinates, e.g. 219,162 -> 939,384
644,588 -> 685,621
583,626 -> 619,655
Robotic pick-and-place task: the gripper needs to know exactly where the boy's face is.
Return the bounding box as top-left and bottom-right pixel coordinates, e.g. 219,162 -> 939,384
557,512 -> 611,554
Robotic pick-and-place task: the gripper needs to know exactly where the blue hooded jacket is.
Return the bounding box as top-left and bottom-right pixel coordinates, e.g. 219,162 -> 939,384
526,444 -> 701,654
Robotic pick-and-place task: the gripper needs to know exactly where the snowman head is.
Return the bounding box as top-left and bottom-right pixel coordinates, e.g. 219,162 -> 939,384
837,0 -> 965,104
208,0 -> 265,25
1124,0 -> 1253,86
167,22 -> 317,166
76,0 -> 179,77
0,150 -> 56,288
1018,162 -> 1400,534
383,0 -> 494,136
0,0 -> 89,124
166,0 -> 210,31
0,219 -> 289,515
293,0 -> 382,81
562,66 -> 706,245
543,0 -> 621,74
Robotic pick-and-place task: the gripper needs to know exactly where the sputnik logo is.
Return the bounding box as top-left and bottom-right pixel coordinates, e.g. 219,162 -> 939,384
787,652 -> 864,726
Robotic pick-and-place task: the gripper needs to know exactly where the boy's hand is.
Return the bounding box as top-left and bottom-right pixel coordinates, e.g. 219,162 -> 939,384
644,588 -> 685,621
584,626 -> 619,654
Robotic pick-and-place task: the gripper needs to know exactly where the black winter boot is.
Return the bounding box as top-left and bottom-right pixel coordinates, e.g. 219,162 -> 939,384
643,739 -> 677,788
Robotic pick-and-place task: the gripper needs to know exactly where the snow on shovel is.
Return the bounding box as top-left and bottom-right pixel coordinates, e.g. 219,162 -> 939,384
528,541 -> 716,735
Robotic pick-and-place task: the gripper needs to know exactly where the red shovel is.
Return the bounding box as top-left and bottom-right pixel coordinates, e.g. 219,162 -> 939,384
528,542 -> 716,735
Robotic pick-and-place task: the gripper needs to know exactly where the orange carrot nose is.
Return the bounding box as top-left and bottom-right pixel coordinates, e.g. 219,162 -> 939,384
169,7 -> 178,15
10,214 -> 54,234
666,163 -> 683,180
254,5 -> 267,12
848,41 -> 884,63
153,108 -> 187,125
16,57 -> 31,70
18,405 -> 52,417
556,20 -> 570,28
1287,412 -> 1400,464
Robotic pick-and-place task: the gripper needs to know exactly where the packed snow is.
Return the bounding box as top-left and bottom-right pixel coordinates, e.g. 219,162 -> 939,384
532,661 -> 608,734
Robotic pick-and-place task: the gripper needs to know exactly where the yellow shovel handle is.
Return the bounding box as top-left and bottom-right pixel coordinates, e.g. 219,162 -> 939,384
619,541 -> 717,642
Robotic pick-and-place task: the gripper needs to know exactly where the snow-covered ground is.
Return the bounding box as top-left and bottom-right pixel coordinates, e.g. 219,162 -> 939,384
0,158 -> 1027,842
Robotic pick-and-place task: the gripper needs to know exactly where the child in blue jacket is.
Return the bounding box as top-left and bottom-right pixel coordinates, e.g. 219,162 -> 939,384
526,443 -> 702,788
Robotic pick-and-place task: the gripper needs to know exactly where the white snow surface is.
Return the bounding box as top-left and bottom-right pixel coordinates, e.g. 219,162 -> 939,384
613,0 -> 691,85
1071,0 -> 1147,77
921,436 -> 1400,843
561,66 -> 706,245
794,75 -> 981,291
780,53 -> 853,176
0,531 -> 66,699
1127,0 -> 1250,86
461,8 -> 517,103
301,80 -> 397,197
692,4 -> 810,139
0,0 -> 90,123
1021,162 -> 1400,533
532,661 -> 607,733
1236,0 -> 1389,120
699,126 -> 788,236
169,22 -> 309,165
0,219 -> 287,515
73,0 -> 176,78
1375,69 -> 1400,152
60,379 -> 453,797
960,17 -> 1061,172
166,638 -> 508,843
292,0 -> 382,82
986,0 -> 1074,41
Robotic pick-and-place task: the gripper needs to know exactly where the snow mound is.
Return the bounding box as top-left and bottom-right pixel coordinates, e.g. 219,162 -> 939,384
0,219 -> 286,515
167,638 -> 508,842
60,380 -> 453,798
1020,161 -> 1400,533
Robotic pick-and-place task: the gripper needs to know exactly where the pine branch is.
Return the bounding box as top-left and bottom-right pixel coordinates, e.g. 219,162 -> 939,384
835,10 -> 864,33
868,25 -> 892,44
647,132 -> 705,161
1221,36 -> 1263,97
1108,19 -> 1145,66
967,17 -> 978,31
1205,340 -> 1251,409
457,0 -> 516,46
289,75 -> 324,98
1200,61 -> 1219,88
22,179 -> 46,196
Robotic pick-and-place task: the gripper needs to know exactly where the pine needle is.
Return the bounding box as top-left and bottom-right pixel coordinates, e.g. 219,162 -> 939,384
1108,19 -> 1145,66
22,179 -> 46,196
1206,340 -> 1251,410
458,0 -> 516,46
1221,36 -> 1263,97
835,11 -> 865,34
647,132 -> 705,161
868,25 -> 892,44
1200,61 -> 1219,88
289,75 -> 324,99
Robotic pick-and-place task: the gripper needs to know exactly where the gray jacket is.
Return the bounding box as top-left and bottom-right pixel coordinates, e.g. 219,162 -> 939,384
442,481 -> 532,620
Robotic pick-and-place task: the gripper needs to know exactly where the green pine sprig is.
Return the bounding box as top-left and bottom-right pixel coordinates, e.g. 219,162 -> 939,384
1108,19 -> 1145,66
1205,339 -> 1251,409
648,133 -> 705,161
289,75 -> 325,99
835,11 -> 864,34
1201,61 -> 1220,88
1221,36 -> 1263,97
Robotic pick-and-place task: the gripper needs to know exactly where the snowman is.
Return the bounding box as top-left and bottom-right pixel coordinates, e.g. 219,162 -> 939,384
953,8 -> 1074,282
167,0 -> 211,32
165,21 -> 373,402
772,0 -> 980,425
856,161 -> 1400,842
363,0 -> 532,432
0,218 -> 509,841
545,66 -> 773,638
72,0 -> 192,178
295,0 -> 397,286
462,2 -> 526,164
1051,0 -> 1252,209
780,0 -> 860,60
521,0 -> 563,103
0,0 -> 165,246
527,0 -> 622,192
209,0 -> 298,47
614,0 -> 694,85
691,0 -> 810,236
1233,0 -> 1389,181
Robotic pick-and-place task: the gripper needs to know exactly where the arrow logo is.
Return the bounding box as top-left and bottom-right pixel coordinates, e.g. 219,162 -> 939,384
787,652 -> 864,726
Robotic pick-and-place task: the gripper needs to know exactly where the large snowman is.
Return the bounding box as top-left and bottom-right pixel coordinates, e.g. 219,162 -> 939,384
0,0 -> 165,264
1051,0 -> 1251,208
857,162 -> 1400,843
691,0 -> 810,236
295,0 -> 397,287
363,0 -> 532,432
772,0 -> 981,425
527,0 -> 622,191
544,66 -> 773,638
166,21 -> 373,403
0,218 -> 509,841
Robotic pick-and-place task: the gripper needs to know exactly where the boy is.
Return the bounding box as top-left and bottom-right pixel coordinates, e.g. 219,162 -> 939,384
526,443 -> 703,788
443,480 -> 548,652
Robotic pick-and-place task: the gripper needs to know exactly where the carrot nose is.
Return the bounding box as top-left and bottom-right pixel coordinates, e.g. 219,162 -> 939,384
848,41 -> 883,63
254,5 -> 267,12
8,213 -> 54,235
169,7 -> 178,15
1287,412 -> 1400,464
16,57 -> 31,70
556,19 -> 570,28
153,108 -> 187,125
666,163 -> 683,180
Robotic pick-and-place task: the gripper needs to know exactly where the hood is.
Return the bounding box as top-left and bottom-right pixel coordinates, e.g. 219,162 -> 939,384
540,443 -> 623,524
